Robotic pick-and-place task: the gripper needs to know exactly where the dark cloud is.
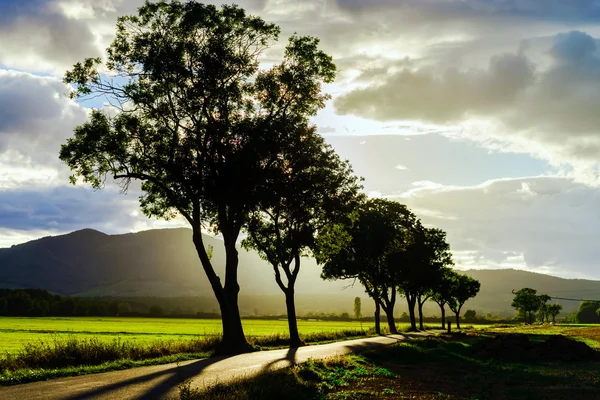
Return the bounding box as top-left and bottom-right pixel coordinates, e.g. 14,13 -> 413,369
0,71 -> 86,166
0,0 -> 99,72
0,185 -> 139,232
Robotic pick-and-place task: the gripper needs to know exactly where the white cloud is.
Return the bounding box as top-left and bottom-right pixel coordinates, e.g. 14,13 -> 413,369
394,176 -> 600,279
395,164 -> 408,171
335,30 -> 600,185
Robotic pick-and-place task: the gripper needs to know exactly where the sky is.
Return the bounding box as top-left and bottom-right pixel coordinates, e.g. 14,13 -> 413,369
2,0 -> 600,279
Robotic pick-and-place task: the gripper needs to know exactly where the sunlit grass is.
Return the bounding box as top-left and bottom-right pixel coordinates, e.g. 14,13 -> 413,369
0,317 -> 379,352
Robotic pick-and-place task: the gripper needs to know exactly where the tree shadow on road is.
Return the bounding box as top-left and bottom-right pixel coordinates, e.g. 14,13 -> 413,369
63,354 -> 234,400
260,346 -> 299,372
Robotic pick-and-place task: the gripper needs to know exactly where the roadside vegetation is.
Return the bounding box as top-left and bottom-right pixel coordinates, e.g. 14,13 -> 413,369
0,326 -> 378,386
181,327 -> 600,400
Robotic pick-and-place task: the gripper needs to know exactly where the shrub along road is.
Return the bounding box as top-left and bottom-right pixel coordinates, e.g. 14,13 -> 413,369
0,332 -> 436,400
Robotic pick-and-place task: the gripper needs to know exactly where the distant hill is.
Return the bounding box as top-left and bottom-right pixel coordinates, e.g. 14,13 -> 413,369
0,228 -> 598,317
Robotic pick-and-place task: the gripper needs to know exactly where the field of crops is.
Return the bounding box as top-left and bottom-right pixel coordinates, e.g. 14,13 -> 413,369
0,317 -> 376,352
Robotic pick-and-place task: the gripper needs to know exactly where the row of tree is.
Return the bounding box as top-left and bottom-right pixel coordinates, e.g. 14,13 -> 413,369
0,289 -> 132,317
315,199 -> 480,333
60,1 -> 478,352
511,288 -> 563,324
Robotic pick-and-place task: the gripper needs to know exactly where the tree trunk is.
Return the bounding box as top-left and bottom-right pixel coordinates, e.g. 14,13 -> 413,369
455,311 -> 461,329
381,289 -> 397,334
221,239 -> 250,353
285,289 -> 302,347
406,295 -> 417,331
440,305 -> 446,329
193,229 -> 249,355
374,299 -> 381,335
418,300 -> 424,330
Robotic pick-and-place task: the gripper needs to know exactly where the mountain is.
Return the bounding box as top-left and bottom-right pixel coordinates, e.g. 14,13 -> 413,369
0,228 -> 598,316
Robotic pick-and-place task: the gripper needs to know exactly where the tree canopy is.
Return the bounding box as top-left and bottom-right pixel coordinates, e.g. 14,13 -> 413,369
316,198 -> 419,334
60,0 -> 336,353
242,127 -> 362,346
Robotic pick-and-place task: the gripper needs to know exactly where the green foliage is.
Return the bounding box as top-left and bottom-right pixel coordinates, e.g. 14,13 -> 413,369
464,310 -> 477,320
577,301 -> 600,323
511,288 -> 556,324
181,354 -> 396,400
446,273 -> 481,328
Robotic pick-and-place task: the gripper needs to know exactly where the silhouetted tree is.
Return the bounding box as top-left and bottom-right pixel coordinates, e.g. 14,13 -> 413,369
464,310 -> 476,320
537,294 -> 551,322
354,297 -> 362,321
60,1 -> 335,354
511,288 -> 541,324
413,228 -> 453,330
546,303 -> 562,323
317,199 -> 418,334
430,267 -> 455,329
576,301 -> 600,323
391,226 -> 451,331
447,274 -> 481,329
243,128 -> 361,347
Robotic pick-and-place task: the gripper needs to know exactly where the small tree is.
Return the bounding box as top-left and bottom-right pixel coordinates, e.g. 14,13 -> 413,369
546,303 -> 562,323
511,288 -> 541,324
354,297 -> 362,320
537,294 -> 551,323
447,274 -> 481,329
464,310 -> 477,320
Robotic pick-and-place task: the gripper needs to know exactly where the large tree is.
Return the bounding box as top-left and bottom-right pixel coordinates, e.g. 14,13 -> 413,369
316,199 -> 418,335
414,228 -> 453,330
59,1 -> 335,353
446,274 -> 481,329
242,129 -> 361,347
391,226 -> 451,331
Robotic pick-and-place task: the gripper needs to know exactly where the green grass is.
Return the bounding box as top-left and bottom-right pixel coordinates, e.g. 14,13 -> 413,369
0,317 -> 381,386
0,317 -> 381,352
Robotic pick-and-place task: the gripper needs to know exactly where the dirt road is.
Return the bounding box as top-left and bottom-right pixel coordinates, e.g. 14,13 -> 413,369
0,332 -> 433,400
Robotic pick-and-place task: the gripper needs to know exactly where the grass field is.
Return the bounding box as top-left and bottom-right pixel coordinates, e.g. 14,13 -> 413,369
0,317 -> 378,352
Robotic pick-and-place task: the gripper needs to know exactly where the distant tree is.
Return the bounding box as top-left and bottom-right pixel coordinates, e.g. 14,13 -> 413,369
117,302 -> 132,315
242,128 -> 361,348
60,0 -> 336,354
354,297 -> 362,320
576,301 -> 600,323
464,310 -> 477,320
546,303 -> 562,323
537,294 -> 551,323
447,274 -> 481,329
511,288 -> 541,324
149,305 -> 163,317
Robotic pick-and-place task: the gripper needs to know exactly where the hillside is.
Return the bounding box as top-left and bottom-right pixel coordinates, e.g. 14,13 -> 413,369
0,228 -> 598,316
